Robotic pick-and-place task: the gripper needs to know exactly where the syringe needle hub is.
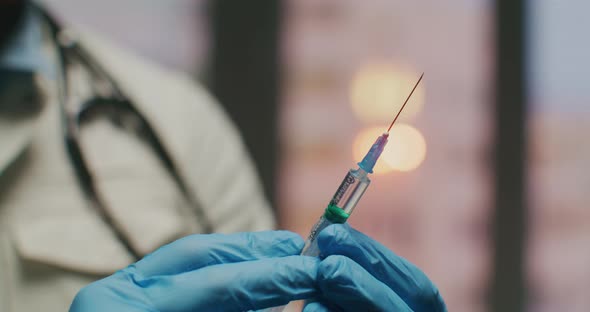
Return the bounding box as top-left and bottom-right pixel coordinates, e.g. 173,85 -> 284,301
357,133 -> 389,173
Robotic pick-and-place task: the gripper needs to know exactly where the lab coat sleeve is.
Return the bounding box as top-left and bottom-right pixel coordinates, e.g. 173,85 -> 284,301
180,81 -> 278,232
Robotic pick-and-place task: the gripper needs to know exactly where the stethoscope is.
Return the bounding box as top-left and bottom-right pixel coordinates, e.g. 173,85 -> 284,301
38,6 -> 213,261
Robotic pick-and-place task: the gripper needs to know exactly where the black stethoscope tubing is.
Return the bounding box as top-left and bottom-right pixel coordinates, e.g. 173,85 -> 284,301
37,6 -> 213,261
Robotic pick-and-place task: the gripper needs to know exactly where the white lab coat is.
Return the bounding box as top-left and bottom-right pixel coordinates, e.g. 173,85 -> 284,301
0,28 -> 274,311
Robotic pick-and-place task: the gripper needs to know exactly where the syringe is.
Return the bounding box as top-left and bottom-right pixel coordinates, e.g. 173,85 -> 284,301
301,72 -> 423,257
264,73 -> 423,312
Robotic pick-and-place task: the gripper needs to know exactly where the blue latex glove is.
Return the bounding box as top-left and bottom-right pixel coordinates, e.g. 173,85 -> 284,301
305,224 -> 447,312
69,231 -> 319,312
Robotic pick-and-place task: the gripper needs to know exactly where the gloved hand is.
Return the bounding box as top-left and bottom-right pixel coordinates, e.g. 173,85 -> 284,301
69,231 -> 319,312
305,224 -> 447,312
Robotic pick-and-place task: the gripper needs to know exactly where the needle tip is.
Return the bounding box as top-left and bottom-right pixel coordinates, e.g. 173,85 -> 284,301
386,72 -> 424,132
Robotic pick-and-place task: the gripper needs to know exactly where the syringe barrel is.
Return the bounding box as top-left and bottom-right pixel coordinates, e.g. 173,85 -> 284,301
301,216 -> 332,256
328,167 -> 371,218
300,167 -> 371,257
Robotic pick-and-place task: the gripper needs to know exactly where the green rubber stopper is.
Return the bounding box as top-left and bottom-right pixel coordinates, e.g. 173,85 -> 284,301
324,203 -> 350,223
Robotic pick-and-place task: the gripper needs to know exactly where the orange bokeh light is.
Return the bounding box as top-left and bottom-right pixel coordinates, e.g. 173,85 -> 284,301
353,124 -> 427,174
350,62 -> 425,124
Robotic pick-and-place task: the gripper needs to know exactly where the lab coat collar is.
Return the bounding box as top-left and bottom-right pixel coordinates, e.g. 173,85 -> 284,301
0,73 -> 47,177
0,3 -> 49,177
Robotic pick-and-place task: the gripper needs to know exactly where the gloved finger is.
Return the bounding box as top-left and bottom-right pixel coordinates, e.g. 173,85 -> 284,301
317,255 -> 411,312
303,301 -> 332,312
133,231 -> 304,277
317,224 -> 446,311
136,256 -> 319,312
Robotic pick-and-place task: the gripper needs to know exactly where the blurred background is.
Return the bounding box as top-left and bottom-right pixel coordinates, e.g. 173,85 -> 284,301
44,0 -> 589,311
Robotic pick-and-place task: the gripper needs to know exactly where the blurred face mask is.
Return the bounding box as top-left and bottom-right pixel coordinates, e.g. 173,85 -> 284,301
0,1 -> 45,115
0,1 -> 27,50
